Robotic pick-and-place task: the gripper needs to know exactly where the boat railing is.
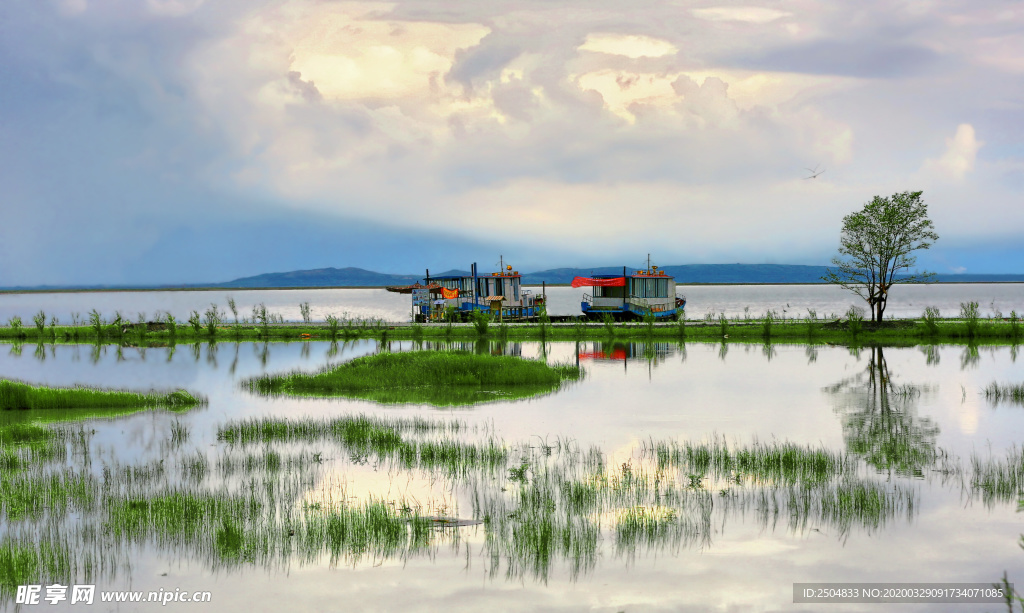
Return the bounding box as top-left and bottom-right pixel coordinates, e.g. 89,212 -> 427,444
628,297 -> 651,312
582,293 -> 593,306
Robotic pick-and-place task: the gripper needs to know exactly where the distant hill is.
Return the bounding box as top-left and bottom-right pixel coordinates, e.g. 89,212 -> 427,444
215,267 -> 422,288
215,264 -> 1024,287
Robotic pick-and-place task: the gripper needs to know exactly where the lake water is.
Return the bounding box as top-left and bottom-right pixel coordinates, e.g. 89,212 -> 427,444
1,283 -> 1022,324
1,336 -> 1022,612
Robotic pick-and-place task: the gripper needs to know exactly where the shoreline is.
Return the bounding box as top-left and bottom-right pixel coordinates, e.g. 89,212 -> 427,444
3,280 -> 1024,295
1,317 -> 1020,346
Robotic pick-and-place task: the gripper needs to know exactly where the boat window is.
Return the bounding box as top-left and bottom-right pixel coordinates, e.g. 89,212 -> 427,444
596,285 -> 625,298
495,278 -> 504,297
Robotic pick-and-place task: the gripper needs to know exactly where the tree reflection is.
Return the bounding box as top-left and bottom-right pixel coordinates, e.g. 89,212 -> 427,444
825,346 -> 939,477
960,343 -> 980,370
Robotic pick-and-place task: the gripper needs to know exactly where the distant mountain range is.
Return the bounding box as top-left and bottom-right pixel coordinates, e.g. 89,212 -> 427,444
3,265 -> 1022,291
213,264 -> 1024,287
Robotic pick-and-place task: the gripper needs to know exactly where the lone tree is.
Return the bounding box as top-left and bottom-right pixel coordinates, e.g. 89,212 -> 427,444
823,191 -> 938,322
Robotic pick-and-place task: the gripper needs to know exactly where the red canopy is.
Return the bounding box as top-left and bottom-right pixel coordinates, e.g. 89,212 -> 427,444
571,276 -> 626,288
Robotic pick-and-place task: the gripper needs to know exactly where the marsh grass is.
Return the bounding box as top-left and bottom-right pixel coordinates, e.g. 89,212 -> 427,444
642,437 -> 854,485
218,415 -> 504,477
0,538 -> 79,597
985,383 -> 1024,407
244,351 -> 581,406
968,447 -> 1024,506
0,379 -> 204,411
922,306 -> 941,336
761,312 -> 774,340
961,301 -> 981,339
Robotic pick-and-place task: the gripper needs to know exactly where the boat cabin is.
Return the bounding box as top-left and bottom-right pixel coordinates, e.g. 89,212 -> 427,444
393,260 -> 542,322
576,264 -> 685,320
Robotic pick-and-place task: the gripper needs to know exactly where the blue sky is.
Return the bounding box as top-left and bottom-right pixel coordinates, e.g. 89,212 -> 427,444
2,0 -> 1022,285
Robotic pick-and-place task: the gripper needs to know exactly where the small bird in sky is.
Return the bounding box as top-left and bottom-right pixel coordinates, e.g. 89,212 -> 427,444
804,164 -> 825,179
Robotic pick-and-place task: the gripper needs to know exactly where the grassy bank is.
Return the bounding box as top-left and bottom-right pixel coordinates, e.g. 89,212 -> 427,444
1,314 -> 1021,346
0,379 -> 204,411
243,351 -> 582,406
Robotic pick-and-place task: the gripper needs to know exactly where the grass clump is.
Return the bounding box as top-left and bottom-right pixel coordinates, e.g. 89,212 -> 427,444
961,301 -> 981,338
985,383 -> 1024,407
0,540 -> 76,597
218,415 -> 505,476
244,351 -> 581,406
644,437 -> 853,485
0,379 -> 204,411
922,306 -> 941,336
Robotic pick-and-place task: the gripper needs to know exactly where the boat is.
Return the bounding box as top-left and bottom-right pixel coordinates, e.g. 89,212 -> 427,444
400,258 -> 543,322
574,258 -> 686,320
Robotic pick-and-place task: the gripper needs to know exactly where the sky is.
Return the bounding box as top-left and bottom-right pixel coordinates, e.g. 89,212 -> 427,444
1,0 -> 1022,286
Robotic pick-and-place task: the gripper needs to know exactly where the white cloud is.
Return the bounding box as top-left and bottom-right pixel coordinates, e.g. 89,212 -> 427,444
922,124 -> 983,182
288,9 -> 490,101
691,7 -> 791,24
578,33 -> 677,58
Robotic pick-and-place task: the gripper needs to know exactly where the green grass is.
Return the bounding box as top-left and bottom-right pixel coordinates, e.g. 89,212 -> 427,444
642,437 -> 855,485
217,415 -> 464,445
218,415 -> 506,477
2,311 -> 1024,346
0,379 -> 204,411
243,350 -> 582,406
969,447 -> 1024,506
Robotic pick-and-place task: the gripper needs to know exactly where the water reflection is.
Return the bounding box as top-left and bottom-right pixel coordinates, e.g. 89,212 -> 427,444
206,341 -> 219,369
824,347 -> 939,478
960,344 -> 980,370
577,341 -> 676,366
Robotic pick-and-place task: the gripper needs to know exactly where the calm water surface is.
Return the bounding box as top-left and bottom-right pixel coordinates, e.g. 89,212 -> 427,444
1,337 -> 1022,612
1,284 -> 1022,323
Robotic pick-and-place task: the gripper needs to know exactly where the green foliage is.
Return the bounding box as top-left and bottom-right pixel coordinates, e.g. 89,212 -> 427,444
643,311 -> 656,335
299,302 -> 312,324
471,309 -> 490,336
823,190 -> 938,321
1011,311 -> 1021,341
961,301 -> 980,338
846,306 -> 864,337
922,306 -> 941,336
761,311 -> 773,340
325,314 -> 340,339
718,312 -> 728,337
6,317 -> 22,339
187,310 -> 202,335
32,311 -> 45,335
227,297 -> 238,323
601,312 -> 616,335
165,313 -> 177,337
253,303 -> 269,336
538,303 -> 550,325
203,304 -> 222,337
88,310 -> 103,339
